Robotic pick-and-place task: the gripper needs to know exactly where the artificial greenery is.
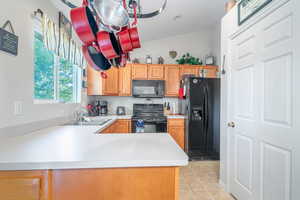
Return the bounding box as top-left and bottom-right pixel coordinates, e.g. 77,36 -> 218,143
176,53 -> 202,65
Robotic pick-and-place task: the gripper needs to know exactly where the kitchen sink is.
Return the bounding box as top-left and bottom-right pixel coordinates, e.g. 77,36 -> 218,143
66,119 -> 112,126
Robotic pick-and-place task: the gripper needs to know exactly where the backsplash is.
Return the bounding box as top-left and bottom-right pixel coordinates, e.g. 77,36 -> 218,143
88,96 -> 179,115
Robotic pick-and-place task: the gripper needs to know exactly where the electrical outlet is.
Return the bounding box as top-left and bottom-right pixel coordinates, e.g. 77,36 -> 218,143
14,101 -> 23,116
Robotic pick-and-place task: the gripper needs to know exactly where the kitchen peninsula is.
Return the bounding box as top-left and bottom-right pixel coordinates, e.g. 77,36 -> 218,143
0,121 -> 188,200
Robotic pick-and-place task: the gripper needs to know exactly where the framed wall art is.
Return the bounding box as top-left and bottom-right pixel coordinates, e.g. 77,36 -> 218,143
238,0 -> 272,25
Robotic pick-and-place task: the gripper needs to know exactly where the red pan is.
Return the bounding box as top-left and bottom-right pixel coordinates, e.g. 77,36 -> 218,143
82,45 -> 111,72
97,31 -> 121,60
70,0 -> 98,45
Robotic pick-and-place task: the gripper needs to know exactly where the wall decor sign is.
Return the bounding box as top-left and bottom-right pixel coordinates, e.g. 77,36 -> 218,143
0,20 -> 18,56
238,0 -> 272,25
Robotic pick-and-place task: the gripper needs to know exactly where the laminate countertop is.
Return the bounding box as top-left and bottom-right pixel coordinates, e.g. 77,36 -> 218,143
0,122 -> 188,171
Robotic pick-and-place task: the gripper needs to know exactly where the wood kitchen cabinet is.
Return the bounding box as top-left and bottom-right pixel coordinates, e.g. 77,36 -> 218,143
148,65 -> 165,80
87,66 -> 119,96
180,65 -> 199,77
201,65 -> 218,78
132,64 -> 148,80
0,170 -> 51,200
103,67 -> 119,96
168,119 -> 185,150
101,120 -> 131,134
87,65 -> 102,96
0,167 -> 179,200
165,65 -> 180,97
119,64 -> 132,96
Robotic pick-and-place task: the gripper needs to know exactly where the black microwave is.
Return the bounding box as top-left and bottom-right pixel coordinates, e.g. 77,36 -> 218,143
132,80 -> 165,98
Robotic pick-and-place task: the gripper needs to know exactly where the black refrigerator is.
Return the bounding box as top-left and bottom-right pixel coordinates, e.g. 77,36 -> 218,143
179,76 -> 220,160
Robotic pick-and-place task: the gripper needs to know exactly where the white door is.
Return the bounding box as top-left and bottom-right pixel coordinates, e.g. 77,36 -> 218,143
228,1 -> 300,200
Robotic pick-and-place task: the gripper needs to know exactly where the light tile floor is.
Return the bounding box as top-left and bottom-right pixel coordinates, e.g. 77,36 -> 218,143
179,161 -> 234,200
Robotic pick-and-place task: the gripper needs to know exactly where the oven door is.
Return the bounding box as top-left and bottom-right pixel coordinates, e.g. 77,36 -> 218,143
132,120 -> 167,133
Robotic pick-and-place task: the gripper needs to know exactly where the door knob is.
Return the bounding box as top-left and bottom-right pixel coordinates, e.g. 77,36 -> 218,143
228,122 -> 235,128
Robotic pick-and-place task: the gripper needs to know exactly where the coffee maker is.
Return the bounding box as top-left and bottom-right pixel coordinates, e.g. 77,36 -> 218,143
98,100 -> 108,116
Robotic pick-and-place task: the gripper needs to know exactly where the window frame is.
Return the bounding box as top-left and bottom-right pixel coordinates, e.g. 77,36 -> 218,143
33,18 -> 81,105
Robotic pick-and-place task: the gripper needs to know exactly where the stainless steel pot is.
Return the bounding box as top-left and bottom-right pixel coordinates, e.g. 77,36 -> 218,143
92,0 -> 129,31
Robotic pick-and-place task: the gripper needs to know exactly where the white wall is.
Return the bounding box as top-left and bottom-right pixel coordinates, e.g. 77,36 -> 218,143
131,29 -> 218,65
212,23 -> 222,66
0,0 -> 79,131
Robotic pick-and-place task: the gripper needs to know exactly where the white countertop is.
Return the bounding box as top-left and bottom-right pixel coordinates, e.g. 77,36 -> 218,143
0,124 -> 188,171
89,115 -> 133,120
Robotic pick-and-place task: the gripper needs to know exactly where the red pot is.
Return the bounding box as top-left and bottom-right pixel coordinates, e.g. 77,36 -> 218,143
117,27 -> 133,53
70,0 -> 98,45
129,27 -> 141,49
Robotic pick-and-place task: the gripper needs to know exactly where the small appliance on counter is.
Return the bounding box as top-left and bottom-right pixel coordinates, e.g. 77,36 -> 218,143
116,106 -> 126,115
96,100 -> 108,116
88,100 -> 108,116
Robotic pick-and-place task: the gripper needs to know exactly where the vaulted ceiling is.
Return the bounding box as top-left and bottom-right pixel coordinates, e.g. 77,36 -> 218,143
51,0 -> 226,42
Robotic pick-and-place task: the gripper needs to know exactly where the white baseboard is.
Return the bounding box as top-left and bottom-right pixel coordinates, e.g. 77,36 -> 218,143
219,179 -> 226,191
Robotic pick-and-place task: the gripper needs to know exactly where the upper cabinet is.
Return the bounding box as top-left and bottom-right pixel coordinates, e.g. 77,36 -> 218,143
87,66 -> 119,96
148,65 -> 165,80
132,64 -> 165,80
87,66 -> 102,96
132,64 -> 148,80
119,64 -> 132,96
180,65 -> 199,77
103,67 -> 119,96
165,65 -> 180,97
202,65 -> 218,78
88,64 -> 219,97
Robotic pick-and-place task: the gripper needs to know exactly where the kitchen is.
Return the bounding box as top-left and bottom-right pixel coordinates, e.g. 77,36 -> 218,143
1,0 -> 300,200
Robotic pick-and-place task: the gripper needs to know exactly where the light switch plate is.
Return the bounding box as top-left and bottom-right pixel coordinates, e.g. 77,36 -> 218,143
14,101 -> 23,116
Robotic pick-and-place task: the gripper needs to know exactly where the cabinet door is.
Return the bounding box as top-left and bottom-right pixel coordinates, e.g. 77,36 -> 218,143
103,67 -> 119,96
87,66 -> 102,96
0,171 -> 50,200
132,64 -> 148,80
180,65 -> 199,77
148,65 -> 165,80
168,119 -> 185,150
101,124 -> 114,133
119,64 -> 132,96
114,120 -> 131,133
201,66 -> 218,78
168,126 -> 185,150
165,65 -> 180,97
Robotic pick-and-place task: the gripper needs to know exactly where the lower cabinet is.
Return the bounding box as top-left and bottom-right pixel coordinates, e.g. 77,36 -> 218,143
0,167 -> 179,200
0,170 -> 51,200
167,119 -> 185,150
101,120 -> 131,133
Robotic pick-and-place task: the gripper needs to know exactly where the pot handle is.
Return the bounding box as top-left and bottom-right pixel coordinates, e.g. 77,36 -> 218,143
82,0 -> 89,6
101,72 -> 108,79
123,0 -> 127,10
132,3 -> 138,26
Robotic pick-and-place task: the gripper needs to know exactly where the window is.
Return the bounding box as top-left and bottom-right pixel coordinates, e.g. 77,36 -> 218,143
33,21 -> 81,103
